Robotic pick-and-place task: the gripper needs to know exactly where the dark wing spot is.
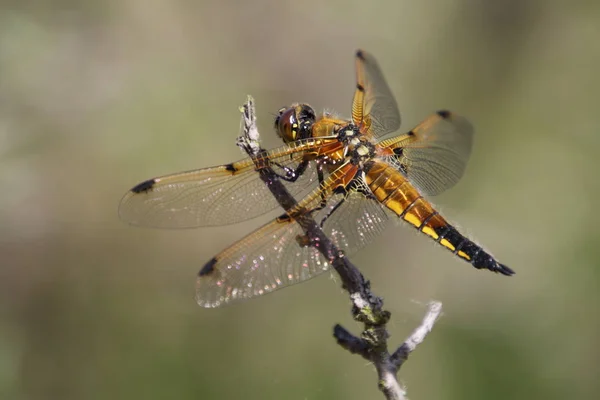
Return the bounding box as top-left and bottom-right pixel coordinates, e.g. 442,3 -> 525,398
225,163 -> 237,173
436,110 -> 451,119
407,130 -> 415,137
356,83 -> 365,92
199,257 -> 218,276
276,213 -> 292,223
131,179 -> 156,194
356,49 -> 366,60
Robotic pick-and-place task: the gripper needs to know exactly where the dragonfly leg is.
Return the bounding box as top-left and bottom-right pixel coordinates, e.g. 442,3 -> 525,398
317,163 -> 328,206
319,194 -> 346,227
271,159 -> 309,182
317,182 -> 376,228
309,163 -> 331,214
294,192 -> 347,249
301,162 -> 329,215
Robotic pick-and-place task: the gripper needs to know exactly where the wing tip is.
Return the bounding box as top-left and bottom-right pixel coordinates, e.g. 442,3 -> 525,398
436,110 -> 452,120
130,179 -> 156,194
199,257 -> 218,277
355,49 -> 366,60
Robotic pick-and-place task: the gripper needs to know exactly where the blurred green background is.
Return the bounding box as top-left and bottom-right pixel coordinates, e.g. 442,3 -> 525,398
1,1 -> 599,399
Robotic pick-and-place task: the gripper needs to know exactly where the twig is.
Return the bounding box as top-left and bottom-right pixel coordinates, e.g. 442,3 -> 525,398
237,96 -> 442,399
391,301 -> 443,369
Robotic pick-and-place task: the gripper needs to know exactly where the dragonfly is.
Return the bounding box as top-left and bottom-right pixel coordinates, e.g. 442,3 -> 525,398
119,50 -> 513,308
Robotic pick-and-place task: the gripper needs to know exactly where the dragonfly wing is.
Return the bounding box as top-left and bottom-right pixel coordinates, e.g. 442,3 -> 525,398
196,215 -> 330,308
317,180 -> 394,258
352,50 -> 401,138
195,175 -> 394,307
378,111 -> 473,196
119,139 -> 341,228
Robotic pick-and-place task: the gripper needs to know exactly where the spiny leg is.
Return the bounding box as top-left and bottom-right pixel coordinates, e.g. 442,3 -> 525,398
318,180 -> 374,228
316,162 -> 328,208
319,194 -> 346,228
306,162 -> 337,218
299,161 -> 329,217
271,159 -> 310,182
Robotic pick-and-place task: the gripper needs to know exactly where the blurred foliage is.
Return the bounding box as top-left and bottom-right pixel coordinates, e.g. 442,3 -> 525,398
1,0 -> 599,399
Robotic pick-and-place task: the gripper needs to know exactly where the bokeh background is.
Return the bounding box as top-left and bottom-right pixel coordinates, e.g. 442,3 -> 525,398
1,1 -> 599,399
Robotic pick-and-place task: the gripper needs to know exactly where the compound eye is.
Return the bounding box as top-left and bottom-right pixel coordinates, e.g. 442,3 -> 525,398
298,105 -> 316,123
274,107 -> 298,143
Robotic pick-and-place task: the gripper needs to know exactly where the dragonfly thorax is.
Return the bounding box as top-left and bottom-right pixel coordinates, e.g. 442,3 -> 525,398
348,139 -> 375,167
335,123 -> 375,167
335,122 -> 360,143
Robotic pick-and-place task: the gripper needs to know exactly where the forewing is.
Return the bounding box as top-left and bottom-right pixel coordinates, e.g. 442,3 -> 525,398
378,111 -> 473,196
119,139 -> 340,228
352,50 -> 401,138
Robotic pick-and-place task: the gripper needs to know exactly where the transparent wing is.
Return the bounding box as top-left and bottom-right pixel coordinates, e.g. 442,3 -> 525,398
377,111 -> 473,196
119,138 -> 342,228
352,50 -> 401,138
195,175 -> 394,308
195,215 -> 330,308
319,180 -> 394,258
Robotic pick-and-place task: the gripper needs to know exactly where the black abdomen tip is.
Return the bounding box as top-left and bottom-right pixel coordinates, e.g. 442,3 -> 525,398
199,257 -> 218,276
356,49 -> 365,60
497,264 -> 515,276
131,179 -> 156,193
472,251 -> 515,276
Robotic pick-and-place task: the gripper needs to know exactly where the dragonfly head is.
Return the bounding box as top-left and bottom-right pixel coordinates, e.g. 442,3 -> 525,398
274,103 -> 316,143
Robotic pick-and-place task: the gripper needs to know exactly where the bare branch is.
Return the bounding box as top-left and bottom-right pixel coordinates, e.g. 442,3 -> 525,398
236,97 -> 441,399
236,96 -> 261,156
391,301 -> 444,369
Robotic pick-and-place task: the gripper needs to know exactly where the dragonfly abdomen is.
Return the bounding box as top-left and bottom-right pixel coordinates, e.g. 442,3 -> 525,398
415,209 -> 514,276
365,162 -> 513,275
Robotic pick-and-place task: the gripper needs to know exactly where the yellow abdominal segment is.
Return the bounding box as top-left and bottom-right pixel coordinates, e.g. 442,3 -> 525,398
365,160 -> 486,268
